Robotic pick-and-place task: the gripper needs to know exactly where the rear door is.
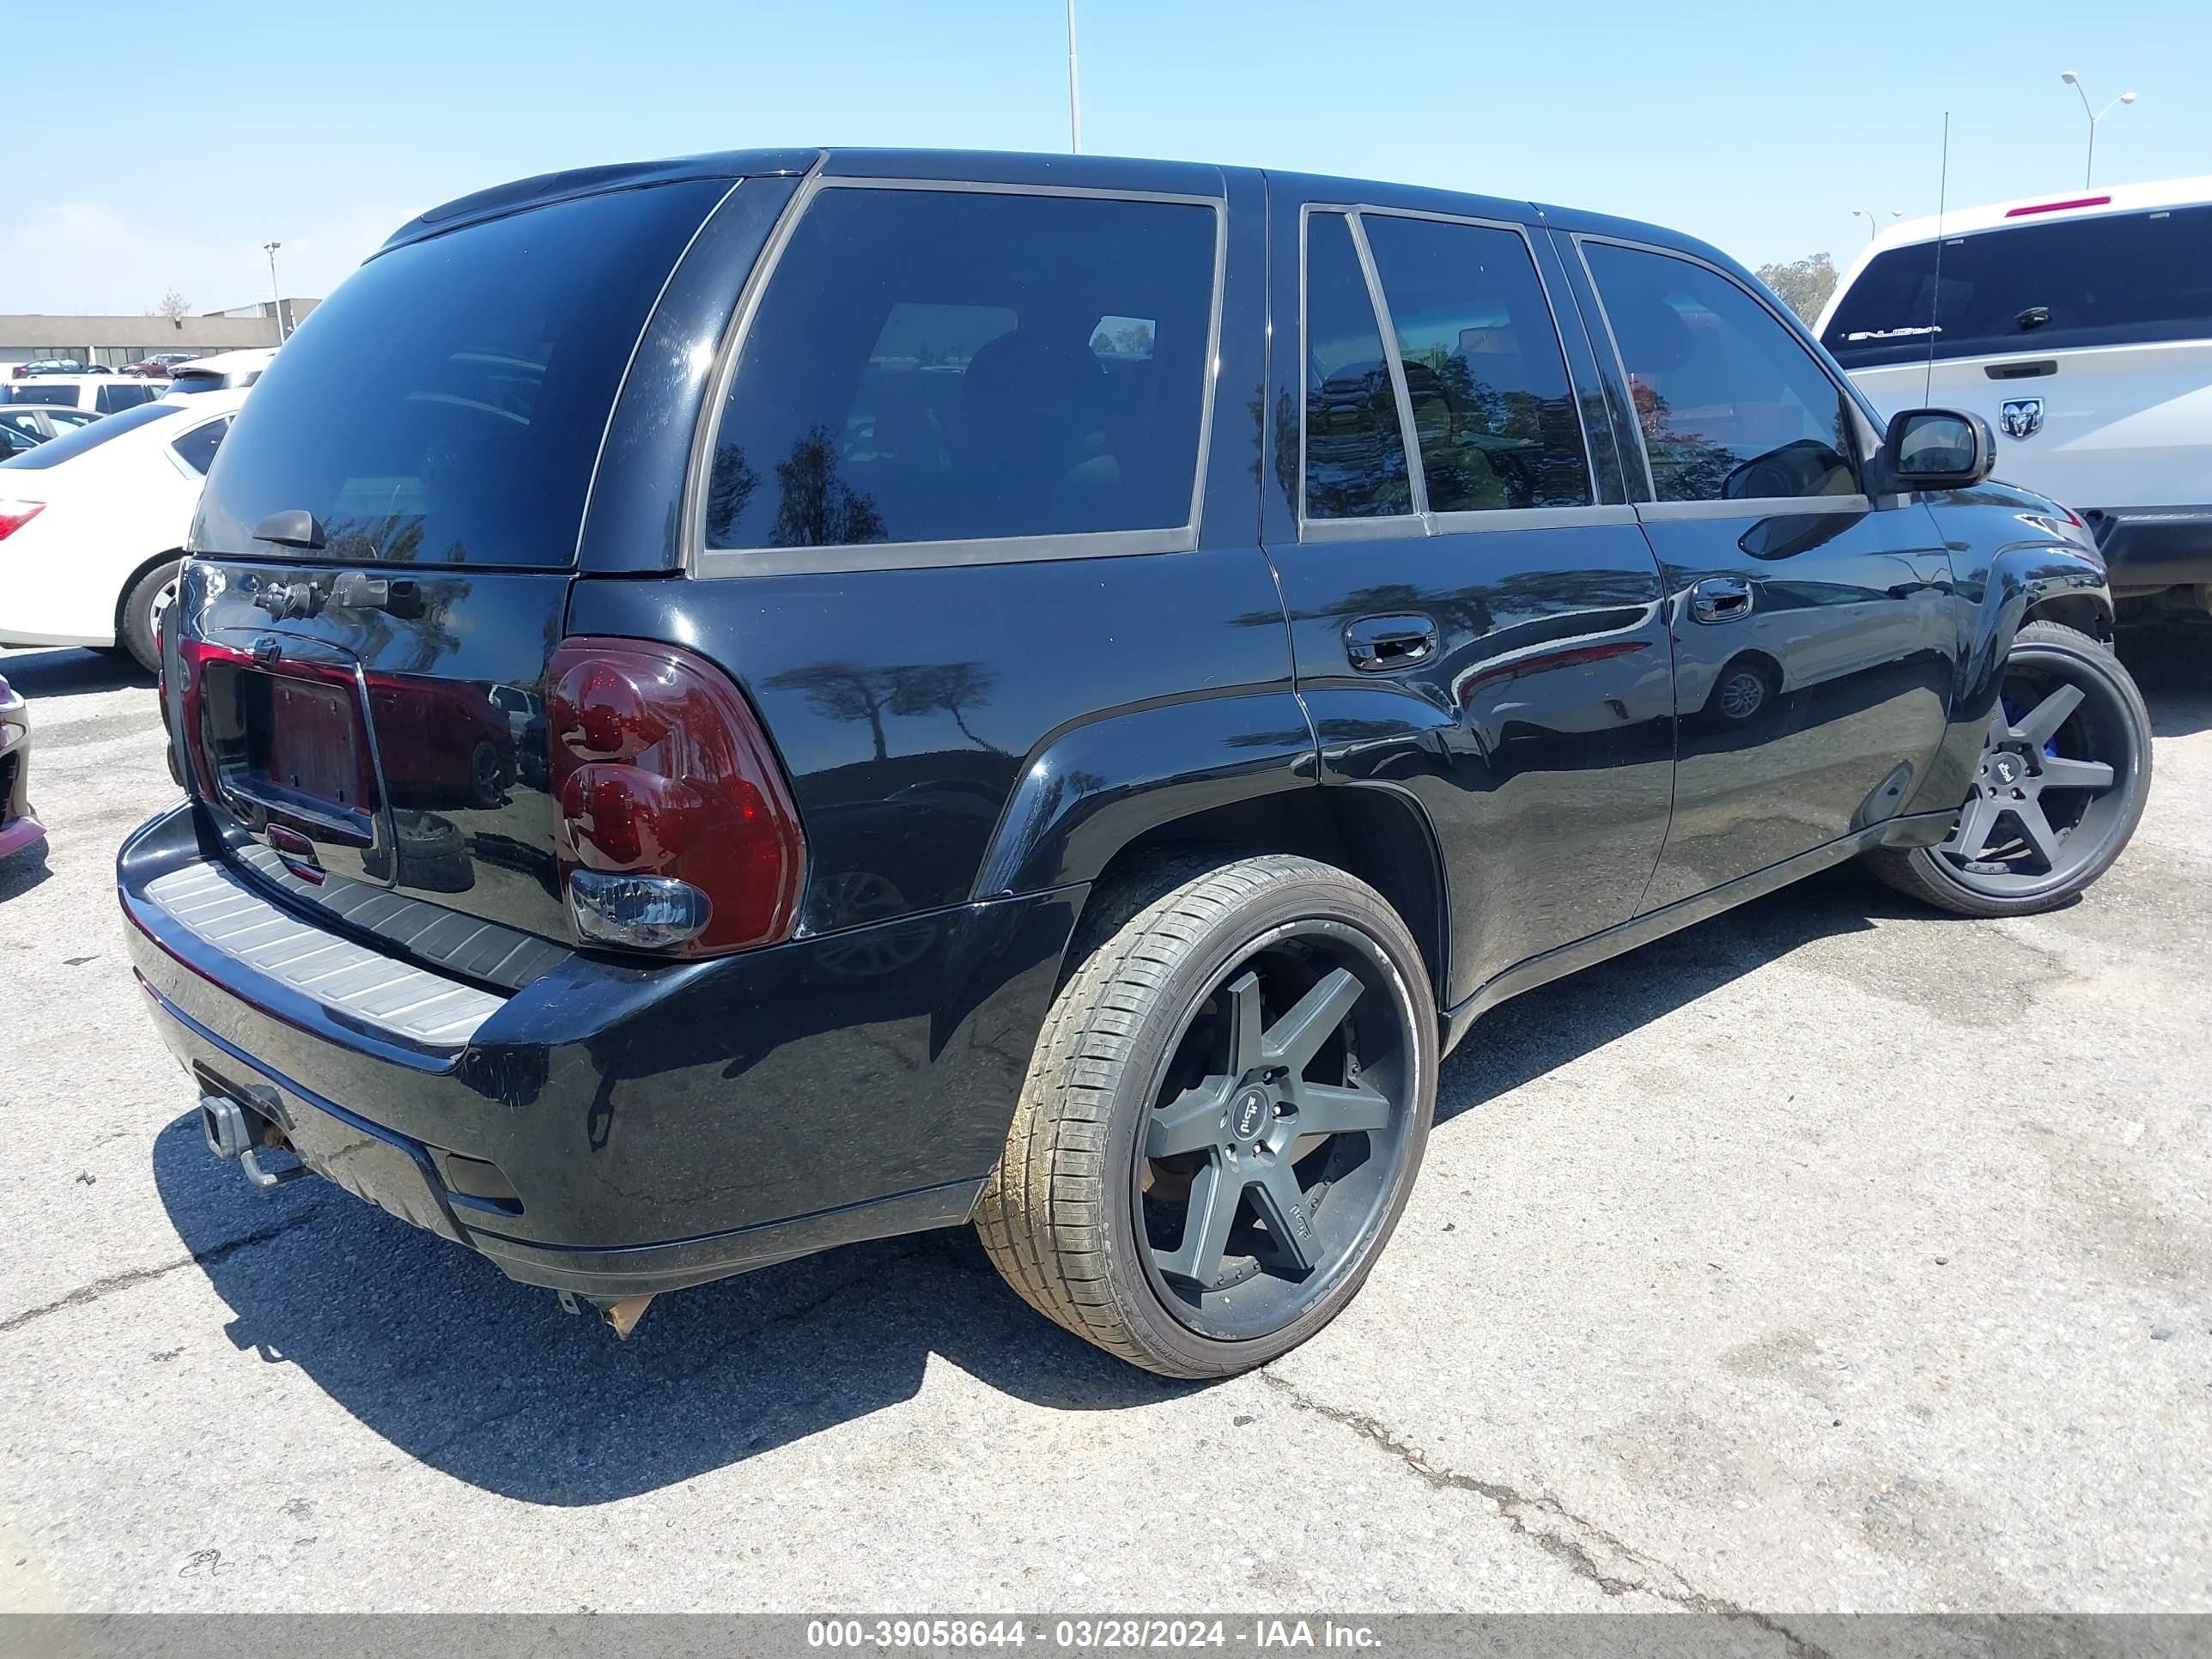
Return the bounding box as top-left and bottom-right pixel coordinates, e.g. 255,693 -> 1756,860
1576,236 -> 1958,908
1265,189 -> 1676,1007
1823,202 -> 2212,520
173,177 -> 743,946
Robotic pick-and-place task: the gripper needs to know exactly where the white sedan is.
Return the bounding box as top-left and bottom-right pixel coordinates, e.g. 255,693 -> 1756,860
0,388 -> 247,673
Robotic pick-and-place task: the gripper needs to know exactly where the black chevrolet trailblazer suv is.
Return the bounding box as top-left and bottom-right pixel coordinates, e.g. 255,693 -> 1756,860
122,148 -> 2150,1376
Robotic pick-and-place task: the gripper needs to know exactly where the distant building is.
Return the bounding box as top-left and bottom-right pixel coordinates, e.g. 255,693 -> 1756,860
0,298 -> 321,371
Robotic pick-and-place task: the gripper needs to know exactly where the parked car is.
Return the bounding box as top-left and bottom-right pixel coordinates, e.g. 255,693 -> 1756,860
0,389 -> 244,672
161,348 -> 276,395
0,404 -> 99,457
0,671 -> 39,864
9,359 -> 100,379
121,149 -> 2148,1379
1820,175 -> 2212,616
0,374 -> 167,415
125,353 -> 200,379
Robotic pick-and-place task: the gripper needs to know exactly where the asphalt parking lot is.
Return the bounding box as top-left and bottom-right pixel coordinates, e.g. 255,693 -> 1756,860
0,629 -> 2206,1617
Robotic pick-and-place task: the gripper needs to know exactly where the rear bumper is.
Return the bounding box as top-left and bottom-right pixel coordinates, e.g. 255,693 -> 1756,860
121,801 -> 1080,1299
0,718 -> 37,860
2082,505 -> 2212,592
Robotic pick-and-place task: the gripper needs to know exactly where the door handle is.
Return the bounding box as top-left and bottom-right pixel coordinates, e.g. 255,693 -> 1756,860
1343,613 -> 1437,671
1984,359 -> 2057,380
1689,577 -> 1753,624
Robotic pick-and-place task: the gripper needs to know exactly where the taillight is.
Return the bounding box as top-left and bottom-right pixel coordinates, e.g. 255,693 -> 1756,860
0,501 -> 45,541
546,637 -> 805,957
2004,194 -> 2111,218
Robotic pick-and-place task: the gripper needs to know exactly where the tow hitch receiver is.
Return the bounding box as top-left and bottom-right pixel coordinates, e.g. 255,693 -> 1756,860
200,1093 -> 307,1189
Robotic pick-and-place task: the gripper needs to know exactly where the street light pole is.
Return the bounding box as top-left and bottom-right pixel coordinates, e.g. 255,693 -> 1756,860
1851,207 -> 1904,242
261,240 -> 286,343
2060,71 -> 2137,188
1065,0 -> 1082,155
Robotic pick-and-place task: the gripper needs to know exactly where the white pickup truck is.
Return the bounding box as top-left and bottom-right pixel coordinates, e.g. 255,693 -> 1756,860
1819,175 -> 2212,615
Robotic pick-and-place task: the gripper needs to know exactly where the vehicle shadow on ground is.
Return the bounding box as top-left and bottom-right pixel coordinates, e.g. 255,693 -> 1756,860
0,646 -> 149,696
0,840 -> 52,900
2118,621 -> 2212,738
153,1115 -> 1189,1506
152,860 -> 1931,1507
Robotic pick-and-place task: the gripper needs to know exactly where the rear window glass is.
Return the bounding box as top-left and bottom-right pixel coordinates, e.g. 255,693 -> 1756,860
1359,214 -> 1591,513
705,186 -> 1218,550
1303,211 -> 1412,520
95,382 -> 156,413
193,180 -> 725,565
1824,204 -> 2212,368
0,398 -> 175,469
170,416 -> 230,476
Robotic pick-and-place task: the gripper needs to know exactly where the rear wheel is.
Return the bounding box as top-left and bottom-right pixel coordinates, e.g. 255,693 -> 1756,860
1869,620 -> 2150,917
118,557 -> 182,677
1713,655 -> 1778,723
976,854 -> 1437,1378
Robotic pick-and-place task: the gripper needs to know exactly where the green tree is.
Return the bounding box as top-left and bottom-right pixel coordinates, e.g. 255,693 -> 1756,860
1754,252 -> 1838,324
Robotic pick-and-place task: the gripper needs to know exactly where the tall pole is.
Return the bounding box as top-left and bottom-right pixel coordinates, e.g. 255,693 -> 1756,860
1065,0 -> 1082,155
262,240 -> 285,343
2061,72 -> 2137,188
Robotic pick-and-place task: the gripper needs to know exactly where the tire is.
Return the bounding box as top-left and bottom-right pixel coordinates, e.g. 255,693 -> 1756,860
975,854 -> 1437,1378
1711,655 -> 1778,724
1869,620 -> 2151,918
118,557 -> 182,677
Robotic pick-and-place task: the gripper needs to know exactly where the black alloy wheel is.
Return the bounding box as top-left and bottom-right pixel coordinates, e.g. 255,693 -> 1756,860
1135,927 -> 1418,1342
977,854 -> 1437,1377
1870,620 -> 2150,917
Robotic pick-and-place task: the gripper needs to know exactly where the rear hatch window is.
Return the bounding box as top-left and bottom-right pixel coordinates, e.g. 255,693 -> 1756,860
192,179 -> 728,568
1824,204 -> 2212,369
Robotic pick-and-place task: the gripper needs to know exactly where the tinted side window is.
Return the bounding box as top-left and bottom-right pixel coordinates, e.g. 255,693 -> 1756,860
1304,211 -> 1411,520
95,382 -> 152,413
11,385 -> 76,408
170,416 -> 230,476
707,187 -> 1218,550
1361,216 -> 1591,513
1824,205 -> 2212,368
1584,243 -> 1860,504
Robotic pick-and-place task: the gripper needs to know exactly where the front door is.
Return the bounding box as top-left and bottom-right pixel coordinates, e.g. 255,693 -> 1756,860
1266,195 -> 1677,1008
1574,237 -> 1958,909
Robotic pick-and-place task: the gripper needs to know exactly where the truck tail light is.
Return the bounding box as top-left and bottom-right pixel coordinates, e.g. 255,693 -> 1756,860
546,637 -> 805,957
2004,194 -> 2111,218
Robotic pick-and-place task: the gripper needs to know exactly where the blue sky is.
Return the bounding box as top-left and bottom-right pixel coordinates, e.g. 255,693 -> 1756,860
8,0 -> 2208,315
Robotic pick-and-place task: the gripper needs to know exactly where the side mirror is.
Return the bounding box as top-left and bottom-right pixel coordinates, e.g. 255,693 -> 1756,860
1880,408 -> 1996,492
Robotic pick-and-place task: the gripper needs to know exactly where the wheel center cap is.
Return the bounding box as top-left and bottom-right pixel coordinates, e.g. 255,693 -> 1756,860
1990,753 -> 2026,787
1230,1088 -> 1272,1146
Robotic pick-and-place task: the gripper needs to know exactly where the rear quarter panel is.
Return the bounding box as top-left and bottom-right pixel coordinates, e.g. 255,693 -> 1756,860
572,161 -> 1299,939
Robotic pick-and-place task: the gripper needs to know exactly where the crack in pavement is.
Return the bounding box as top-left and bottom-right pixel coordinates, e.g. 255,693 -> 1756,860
1256,1372 -> 1832,1657
0,1209 -> 320,1336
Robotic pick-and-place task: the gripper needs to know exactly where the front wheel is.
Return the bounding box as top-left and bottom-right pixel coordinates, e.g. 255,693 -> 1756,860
976,854 -> 1437,1378
1869,620 -> 2151,917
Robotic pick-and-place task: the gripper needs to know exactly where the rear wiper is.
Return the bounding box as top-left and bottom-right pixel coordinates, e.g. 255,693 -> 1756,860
252,508 -> 326,550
